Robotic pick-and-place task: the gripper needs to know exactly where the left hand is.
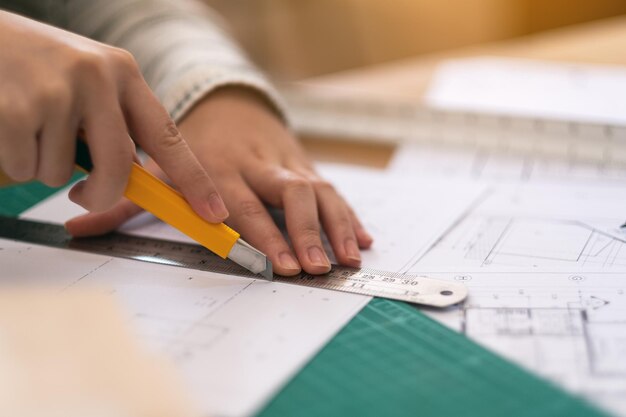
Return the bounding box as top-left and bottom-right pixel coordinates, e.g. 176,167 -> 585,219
66,87 -> 373,276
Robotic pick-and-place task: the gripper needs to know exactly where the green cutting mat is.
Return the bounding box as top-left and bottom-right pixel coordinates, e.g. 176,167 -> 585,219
0,179 -> 611,417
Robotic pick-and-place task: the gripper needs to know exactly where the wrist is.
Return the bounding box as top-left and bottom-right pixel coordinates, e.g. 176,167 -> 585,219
179,85 -> 284,126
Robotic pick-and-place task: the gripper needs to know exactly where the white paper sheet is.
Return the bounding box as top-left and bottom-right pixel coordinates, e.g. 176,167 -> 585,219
426,56 -> 626,125
18,163 -> 486,416
0,239 -> 369,417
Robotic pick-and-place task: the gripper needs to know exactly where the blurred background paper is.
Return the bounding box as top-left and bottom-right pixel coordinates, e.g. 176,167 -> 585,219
426,57 -> 626,124
0,290 -> 199,417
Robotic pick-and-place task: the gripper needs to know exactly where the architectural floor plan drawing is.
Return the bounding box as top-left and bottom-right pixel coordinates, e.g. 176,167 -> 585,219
422,270 -> 626,416
418,215 -> 626,271
403,181 -> 626,416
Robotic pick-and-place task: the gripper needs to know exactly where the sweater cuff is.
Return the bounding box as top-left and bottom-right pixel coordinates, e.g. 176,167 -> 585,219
160,66 -> 289,127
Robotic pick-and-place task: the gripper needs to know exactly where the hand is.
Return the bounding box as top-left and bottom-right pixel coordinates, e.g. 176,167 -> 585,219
67,87 -> 373,275
0,11 -> 227,222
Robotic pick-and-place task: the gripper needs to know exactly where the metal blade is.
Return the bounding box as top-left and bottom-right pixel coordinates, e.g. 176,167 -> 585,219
227,238 -> 273,281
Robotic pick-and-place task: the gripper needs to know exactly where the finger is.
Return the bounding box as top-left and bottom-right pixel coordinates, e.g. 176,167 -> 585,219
314,180 -> 362,267
65,198 -> 142,237
0,104 -> 38,182
120,78 -> 228,223
68,98 -> 134,212
66,157 -> 165,236
244,166 -> 331,275
220,175 -> 301,276
347,206 -> 374,249
36,94 -> 77,187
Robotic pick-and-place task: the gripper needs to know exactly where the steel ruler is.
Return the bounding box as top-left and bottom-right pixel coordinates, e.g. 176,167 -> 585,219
0,216 -> 467,308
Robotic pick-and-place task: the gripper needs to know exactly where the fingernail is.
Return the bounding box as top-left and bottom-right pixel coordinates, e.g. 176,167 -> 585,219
208,193 -> 229,219
358,228 -> 374,245
344,238 -> 361,263
279,252 -> 301,273
307,246 -> 330,268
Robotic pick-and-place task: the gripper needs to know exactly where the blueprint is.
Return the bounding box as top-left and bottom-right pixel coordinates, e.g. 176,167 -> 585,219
390,150 -> 626,415
424,269 -> 626,415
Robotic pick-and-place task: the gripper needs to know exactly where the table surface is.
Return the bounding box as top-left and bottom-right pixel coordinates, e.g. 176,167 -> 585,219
299,14 -> 626,166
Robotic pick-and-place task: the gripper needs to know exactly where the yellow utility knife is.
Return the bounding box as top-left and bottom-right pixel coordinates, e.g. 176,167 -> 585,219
75,140 -> 273,280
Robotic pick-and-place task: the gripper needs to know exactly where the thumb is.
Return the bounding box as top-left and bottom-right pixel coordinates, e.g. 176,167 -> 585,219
65,198 -> 142,237
65,158 -> 162,237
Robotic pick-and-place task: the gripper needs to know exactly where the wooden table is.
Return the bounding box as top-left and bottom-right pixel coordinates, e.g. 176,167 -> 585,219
299,15 -> 626,167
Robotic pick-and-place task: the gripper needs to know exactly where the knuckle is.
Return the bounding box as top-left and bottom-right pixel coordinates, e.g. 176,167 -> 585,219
113,140 -> 135,168
87,194 -> 117,213
0,101 -> 9,123
238,200 -> 266,219
259,232 -> 287,251
266,233 -> 286,247
97,138 -> 134,180
283,175 -> 312,195
39,167 -> 74,188
155,120 -> 185,150
310,178 -> 335,193
88,181 -> 126,213
109,47 -> 141,77
0,90 -> 25,115
297,222 -> 321,240
5,166 -> 35,182
1,154 -> 36,182
72,50 -> 110,82
39,82 -> 73,108
331,214 -> 352,231
93,200 -> 116,212
189,170 -> 212,191
208,162 -> 234,178
0,102 -> 31,131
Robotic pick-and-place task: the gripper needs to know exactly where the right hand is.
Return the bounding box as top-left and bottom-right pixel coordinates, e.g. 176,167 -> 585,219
0,11 -> 228,222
